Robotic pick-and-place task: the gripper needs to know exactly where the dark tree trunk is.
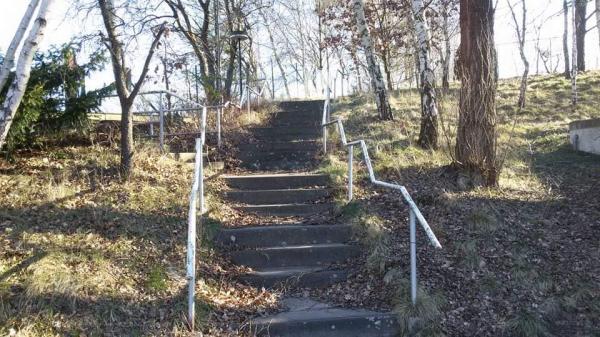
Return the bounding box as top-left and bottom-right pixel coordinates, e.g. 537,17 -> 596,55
575,0 -> 587,71
563,0 -> 571,79
455,0 -> 499,188
381,49 -> 394,91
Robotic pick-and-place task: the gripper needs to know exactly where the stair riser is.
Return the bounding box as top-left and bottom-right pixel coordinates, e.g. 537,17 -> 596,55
251,127 -> 321,136
236,151 -> 316,163
252,134 -> 320,142
224,175 -> 330,190
231,246 -> 360,269
270,120 -> 321,128
278,101 -> 324,109
216,225 -> 352,248
224,189 -> 331,205
235,203 -> 334,217
238,142 -> 320,152
240,270 -> 348,288
251,316 -> 398,337
272,112 -> 322,121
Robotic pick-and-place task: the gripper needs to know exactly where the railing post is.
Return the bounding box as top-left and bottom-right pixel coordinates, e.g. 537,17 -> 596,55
187,137 -> 202,331
323,126 -> 327,153
159,93 -> 165,152
410,208 -> 417,305
149,114 -> 154,137
200,106 -> 207,213
247,89 -> 251,115
348,145 -> 353,201
217,106 -> 222,149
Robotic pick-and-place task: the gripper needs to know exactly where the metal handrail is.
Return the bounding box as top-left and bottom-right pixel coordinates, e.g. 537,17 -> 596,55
120,90 -> 213,330
243,81 -> 269,114
321,88 -> 442,305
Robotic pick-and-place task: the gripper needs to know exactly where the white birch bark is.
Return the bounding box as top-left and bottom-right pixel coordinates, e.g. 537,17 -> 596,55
0,0 -> 41,92
351,0 -> 393,120
411,0 -> 438,148
0,0 -> 54,149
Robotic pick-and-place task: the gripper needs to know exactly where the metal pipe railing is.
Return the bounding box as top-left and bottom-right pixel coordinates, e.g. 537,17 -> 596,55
102,89 -> 250,330
321,88 -> 442,305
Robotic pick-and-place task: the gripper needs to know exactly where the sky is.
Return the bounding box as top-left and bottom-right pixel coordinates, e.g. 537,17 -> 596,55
1,0 -> 599,96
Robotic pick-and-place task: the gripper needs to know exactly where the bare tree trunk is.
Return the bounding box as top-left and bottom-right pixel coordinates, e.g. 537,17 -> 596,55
0,0 -> 41,92
596,0 -> 600,55
0,0 -> 53,150
411,0 -> 439,149
574,0 -> 586,71
98,0 -> 165,179
259,9 -> 291,98
572,0 -> 578,106
350,47 -> 363,93
166,0 -> 218,103
442,6 -> 452,92
351,0 -> 393,120
563,0 -> 571,79
455,0 -> 499,188
507,0 -> 529,109
381,48 -> 394,91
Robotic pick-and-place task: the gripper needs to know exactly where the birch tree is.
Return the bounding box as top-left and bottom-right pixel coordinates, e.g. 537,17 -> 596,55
351,0 -> 393,120
455,0 -> 499,188
0,0 -> 41,92
0,0 -> 54,149
411,0 -> 438,149
507,0 -> 529,109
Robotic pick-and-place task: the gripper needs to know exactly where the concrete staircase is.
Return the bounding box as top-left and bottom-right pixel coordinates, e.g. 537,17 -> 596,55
217,100 -> 397,336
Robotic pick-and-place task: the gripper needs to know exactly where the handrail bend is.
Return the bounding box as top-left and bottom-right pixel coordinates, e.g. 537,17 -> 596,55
321,89 -> 441,305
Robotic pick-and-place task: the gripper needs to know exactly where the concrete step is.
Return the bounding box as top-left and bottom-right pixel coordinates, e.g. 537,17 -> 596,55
249,298 -> 398,337
236,149 -> 316,161
240,159 -> 318,171
238,141 -> 320,152
249,128 -> 321,141
223,173 -> 330,190
230,243 -> 360,269
251,133 -> 320,142
278,100 -> 325,111
270,119 -> 321,128
216,224 -> 353,248
224,188 -> 332,205
235,202 -> 334,217
271,110 -> 322,121
239,267 -> 348,288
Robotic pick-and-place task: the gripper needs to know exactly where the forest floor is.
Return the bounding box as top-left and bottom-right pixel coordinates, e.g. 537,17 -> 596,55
1,72 -> 599,337
313,72 -> 600,336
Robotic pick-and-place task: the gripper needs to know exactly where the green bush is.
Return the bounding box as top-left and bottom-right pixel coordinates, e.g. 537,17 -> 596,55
1,43 -> 113,152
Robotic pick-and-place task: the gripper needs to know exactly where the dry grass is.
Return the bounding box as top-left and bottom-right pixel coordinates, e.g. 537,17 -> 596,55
0,142 -> 279,336
319,72 -> 600,335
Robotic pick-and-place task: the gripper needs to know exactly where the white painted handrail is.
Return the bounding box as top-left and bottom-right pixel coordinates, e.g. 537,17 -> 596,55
321,88 -> 441,305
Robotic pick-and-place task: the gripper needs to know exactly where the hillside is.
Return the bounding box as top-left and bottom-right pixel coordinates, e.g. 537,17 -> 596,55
0,73 -> 599,336
316,72 -> 600,336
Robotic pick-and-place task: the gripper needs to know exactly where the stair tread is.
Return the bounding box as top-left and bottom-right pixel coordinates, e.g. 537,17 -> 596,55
222,173 -> 328,178
252,298 -> 394,324
221,223 -> 350,231
249,243 -> 355,251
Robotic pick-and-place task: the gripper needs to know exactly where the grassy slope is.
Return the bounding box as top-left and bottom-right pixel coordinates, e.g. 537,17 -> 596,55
0,143 -> 278,336
317,72 -> 600,336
